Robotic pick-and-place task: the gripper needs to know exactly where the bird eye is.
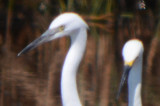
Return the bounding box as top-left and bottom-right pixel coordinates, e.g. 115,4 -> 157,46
59,26 -> 65,32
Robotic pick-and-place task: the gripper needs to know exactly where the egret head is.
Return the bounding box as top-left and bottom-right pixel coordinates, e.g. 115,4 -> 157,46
48,12 -> 88,40
117,39 -> 144,99
17,12 -> 88,56
122,39 -> 144,67
49,12 -> 88,33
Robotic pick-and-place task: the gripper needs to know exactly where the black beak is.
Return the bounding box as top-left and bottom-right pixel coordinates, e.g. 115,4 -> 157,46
17,29 -> 58,56
17,36 -> 47,56
116,65 -> 132,99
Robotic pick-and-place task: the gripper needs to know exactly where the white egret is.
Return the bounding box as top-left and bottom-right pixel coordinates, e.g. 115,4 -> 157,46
18,12 -> 88,106
117,39 -> 144,106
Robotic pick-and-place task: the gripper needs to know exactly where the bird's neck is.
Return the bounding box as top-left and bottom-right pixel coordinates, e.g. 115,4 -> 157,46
61,28 -> 87,106
128,56 -> 143,106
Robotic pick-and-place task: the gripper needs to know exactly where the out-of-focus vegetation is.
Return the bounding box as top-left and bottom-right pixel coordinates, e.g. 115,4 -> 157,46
0,0 -> 160,106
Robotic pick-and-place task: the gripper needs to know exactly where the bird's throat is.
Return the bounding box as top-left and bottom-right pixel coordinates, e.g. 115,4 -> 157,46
61,28 -> 87,106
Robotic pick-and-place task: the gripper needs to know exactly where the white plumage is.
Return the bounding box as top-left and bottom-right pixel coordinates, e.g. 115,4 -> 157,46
18,12 -> 88,106
117,39 -> 144,106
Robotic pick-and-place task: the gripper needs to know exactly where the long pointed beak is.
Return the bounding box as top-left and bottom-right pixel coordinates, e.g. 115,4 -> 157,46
116,64 -> 132,99
17,29 -> 59,56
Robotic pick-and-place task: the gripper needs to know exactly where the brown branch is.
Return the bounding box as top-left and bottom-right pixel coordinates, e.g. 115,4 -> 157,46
4,0 -> 14,49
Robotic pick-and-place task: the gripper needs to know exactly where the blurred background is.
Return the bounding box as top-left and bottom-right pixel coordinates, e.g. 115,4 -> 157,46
0,0 -> 160,106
